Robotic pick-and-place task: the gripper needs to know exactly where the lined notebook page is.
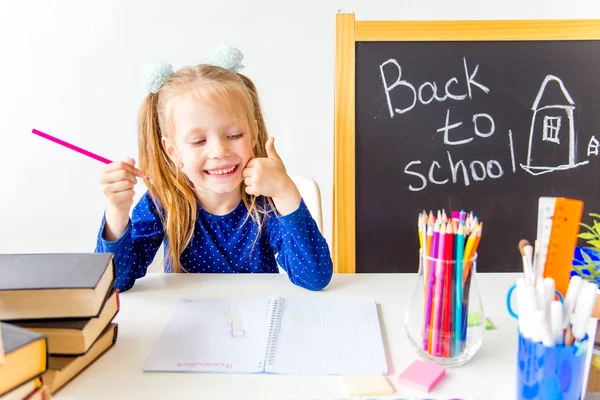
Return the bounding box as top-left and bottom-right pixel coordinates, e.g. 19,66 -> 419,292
266,297 -> 387,375
143,298 -> 270,373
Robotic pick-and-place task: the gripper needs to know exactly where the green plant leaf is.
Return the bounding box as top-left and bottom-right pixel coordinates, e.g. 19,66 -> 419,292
581,222 -> 595,233
572,262 -> 600,282
579,232 -> 596,240
589,213 -> 600,220
589,240 -> 600,249
594,221 -> 600,235
582,251 -> 595,265
572,265 -> 585,276
592,263 -> 600,278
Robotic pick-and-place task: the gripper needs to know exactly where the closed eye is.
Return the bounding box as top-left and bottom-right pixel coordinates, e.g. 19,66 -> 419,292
228,133 -> 244,140
191,139 -> 206,146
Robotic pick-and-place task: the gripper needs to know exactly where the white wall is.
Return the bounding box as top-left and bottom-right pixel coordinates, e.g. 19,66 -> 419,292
1,0 -> 599,255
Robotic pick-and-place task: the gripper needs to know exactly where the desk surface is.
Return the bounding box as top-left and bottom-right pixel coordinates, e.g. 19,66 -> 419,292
51,272 -> 591,400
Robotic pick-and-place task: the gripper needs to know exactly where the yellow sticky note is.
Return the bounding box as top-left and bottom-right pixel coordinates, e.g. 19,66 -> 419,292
592,354 -> 600,370
341,374 -> 394,397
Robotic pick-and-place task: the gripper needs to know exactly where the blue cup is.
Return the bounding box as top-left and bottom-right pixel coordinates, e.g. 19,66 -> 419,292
517,330 -> 589,400
506,282 -> 564,319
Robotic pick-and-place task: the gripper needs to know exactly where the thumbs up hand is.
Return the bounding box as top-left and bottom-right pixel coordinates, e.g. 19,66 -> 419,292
264,136 -> 282,163
242,137 -> 301,215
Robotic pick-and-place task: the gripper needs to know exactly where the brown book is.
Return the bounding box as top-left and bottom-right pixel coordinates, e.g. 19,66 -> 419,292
0,324 -> 47,396
43,323 -> 118,394
0,322 -> 4,365
14,289 -> 119,355
0,378 -> 41,400
0,253 -> 115,320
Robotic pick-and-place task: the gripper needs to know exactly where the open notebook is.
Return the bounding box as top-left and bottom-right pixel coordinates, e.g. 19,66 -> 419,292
144,296 -> 388,375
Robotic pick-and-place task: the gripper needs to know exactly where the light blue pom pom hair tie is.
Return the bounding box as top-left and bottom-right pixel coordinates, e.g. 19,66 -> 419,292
202,45 -> 245,73
139,60 -> 174,94
139,46 -> 245,94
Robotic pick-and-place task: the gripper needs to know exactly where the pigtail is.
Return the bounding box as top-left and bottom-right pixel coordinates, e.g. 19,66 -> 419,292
137,93 -> 197,273
238,74 -> 269,159
237,73 -> 276,231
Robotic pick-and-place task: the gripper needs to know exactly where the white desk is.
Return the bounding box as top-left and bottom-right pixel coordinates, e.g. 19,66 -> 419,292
52,273 -> 594,400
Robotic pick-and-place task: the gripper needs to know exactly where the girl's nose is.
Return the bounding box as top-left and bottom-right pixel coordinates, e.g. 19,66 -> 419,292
208,140 -> 230,159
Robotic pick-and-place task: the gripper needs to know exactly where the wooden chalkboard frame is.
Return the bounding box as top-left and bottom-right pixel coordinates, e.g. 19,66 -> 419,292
333,12 -> 600,273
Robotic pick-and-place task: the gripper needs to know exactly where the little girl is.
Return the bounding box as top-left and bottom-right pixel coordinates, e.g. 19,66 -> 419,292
95,46 -> 332,292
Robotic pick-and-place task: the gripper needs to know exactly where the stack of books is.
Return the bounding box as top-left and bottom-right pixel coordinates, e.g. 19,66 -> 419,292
0,323 -> 48,399
0,253 -> 119,397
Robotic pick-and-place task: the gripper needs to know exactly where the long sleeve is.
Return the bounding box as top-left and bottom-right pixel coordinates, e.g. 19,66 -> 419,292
95,192 -> 165,292
267,199 -> 333,291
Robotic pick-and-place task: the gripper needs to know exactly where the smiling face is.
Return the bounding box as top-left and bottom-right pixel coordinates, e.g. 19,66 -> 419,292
163,94 -> 256,203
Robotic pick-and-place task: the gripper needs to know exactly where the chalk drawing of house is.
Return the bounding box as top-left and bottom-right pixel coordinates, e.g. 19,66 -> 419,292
520,75 -> 589,176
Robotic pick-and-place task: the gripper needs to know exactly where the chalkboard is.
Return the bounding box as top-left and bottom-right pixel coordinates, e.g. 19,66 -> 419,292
333,15 -> 600,274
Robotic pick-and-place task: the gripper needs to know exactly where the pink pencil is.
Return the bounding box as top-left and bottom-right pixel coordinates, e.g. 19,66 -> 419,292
32,128 -> 148,181
424,220 -> 439,353
431,222 -> 446,357
32,129 -> 113,164
443,221 -> 454,358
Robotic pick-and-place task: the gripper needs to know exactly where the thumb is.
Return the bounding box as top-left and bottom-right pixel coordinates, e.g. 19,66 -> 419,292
123,157 -> 136,167
265,137 -> 281,161
123,157 -> 143,177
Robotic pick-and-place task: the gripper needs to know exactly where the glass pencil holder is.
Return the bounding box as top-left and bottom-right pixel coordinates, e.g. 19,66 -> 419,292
405,251 -> 484,367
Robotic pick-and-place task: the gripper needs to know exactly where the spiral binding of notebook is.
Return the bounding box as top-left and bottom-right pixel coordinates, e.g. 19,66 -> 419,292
258,295 -> 284,371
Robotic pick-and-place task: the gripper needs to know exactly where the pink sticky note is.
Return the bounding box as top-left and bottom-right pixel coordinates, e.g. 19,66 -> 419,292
397,360 -> 446,392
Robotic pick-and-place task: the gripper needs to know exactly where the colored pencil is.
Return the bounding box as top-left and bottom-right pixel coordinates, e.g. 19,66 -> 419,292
418,214 -> 424,250
461,266 -> 474,347
32,128 -> 112,164
426,221 -> 433,265
443,221 -> 454,357
425,220 -> 440,353
418,209 -> 483,359
431,222 -> 446,356
462,229 -> 477,284
454,224 -> 465,356
452,210 -> 459,227
462,223 -> 483,284
425,221 -> 433,290
32,128 -> 149,180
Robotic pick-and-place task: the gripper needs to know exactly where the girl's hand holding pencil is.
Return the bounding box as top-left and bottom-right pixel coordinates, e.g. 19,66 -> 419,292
100,157 -> 144,211
31,128 -> 145,241
100,157 -> 144,241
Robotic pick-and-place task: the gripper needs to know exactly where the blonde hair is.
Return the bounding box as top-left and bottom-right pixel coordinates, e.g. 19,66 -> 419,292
138,65 -> 271,273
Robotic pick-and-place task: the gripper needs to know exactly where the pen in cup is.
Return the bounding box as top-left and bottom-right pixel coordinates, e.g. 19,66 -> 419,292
563,275 -> 583,329
518,240 -> 534,284
507,271 -> 598,348
571,281 -> 597,342
550,301 -> 564,346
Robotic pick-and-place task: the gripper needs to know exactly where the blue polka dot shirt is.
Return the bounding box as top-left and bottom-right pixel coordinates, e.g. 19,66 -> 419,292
95,191 -> 333,292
